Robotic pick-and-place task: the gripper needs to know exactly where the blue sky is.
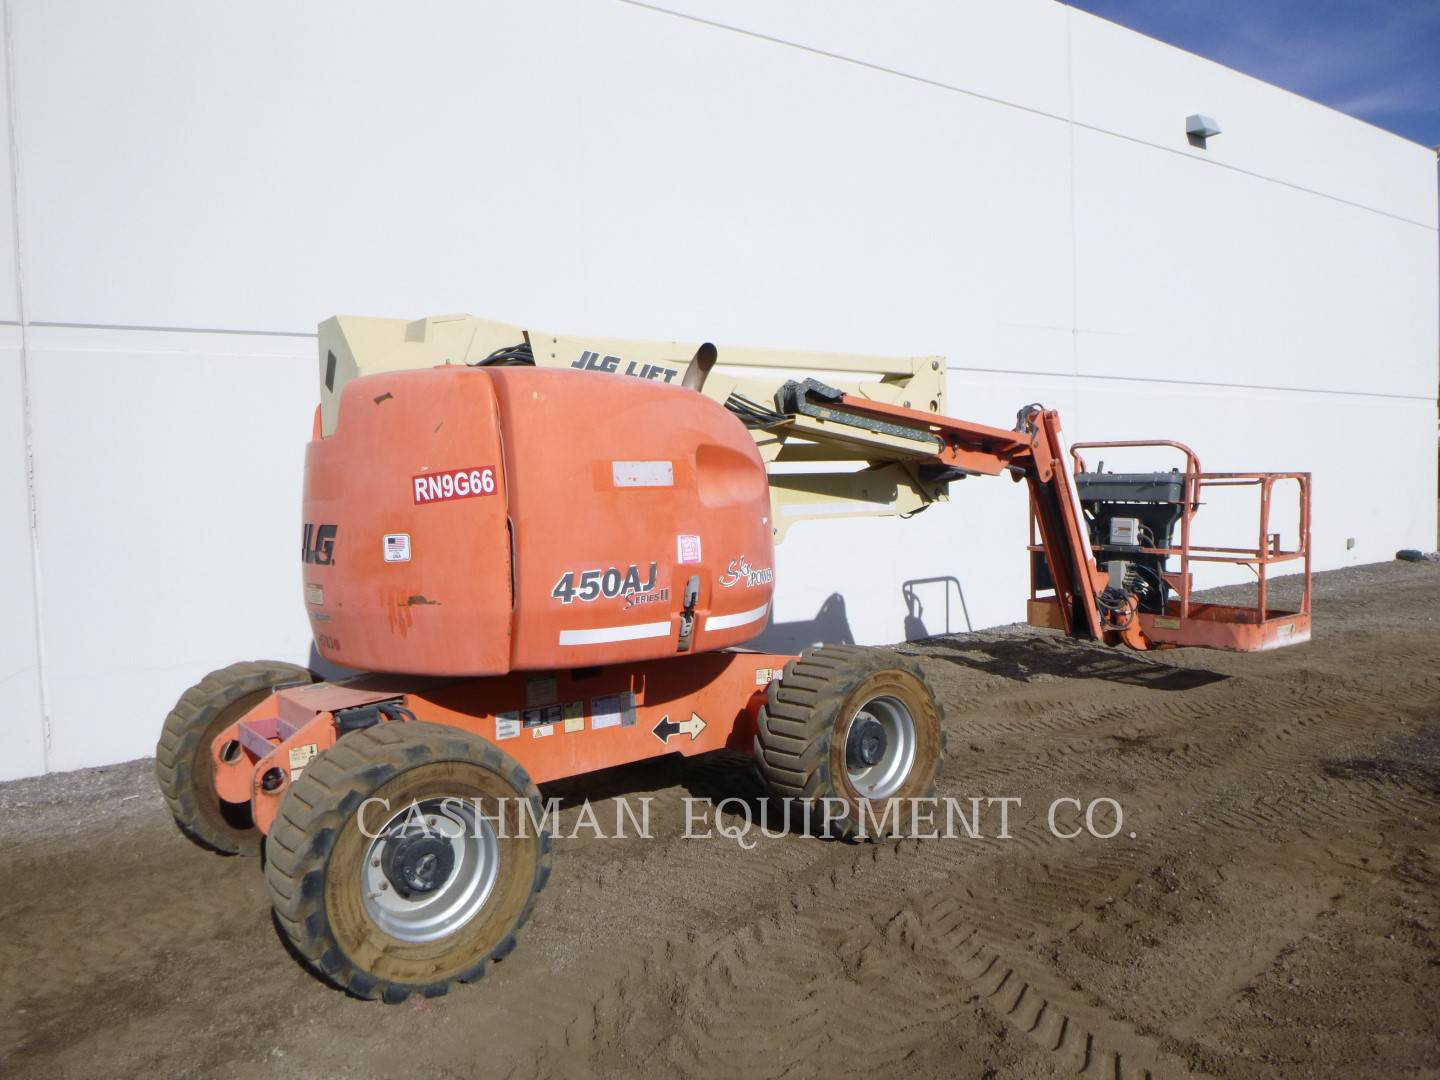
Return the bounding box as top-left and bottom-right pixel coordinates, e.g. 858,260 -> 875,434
1067,0 -> 1440,147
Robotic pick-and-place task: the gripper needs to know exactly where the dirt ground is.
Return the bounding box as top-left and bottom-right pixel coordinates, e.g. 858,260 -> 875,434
1,560 -> 1437,1079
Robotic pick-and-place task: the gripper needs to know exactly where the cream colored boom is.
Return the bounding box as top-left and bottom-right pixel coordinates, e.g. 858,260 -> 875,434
318,314 -> 951,541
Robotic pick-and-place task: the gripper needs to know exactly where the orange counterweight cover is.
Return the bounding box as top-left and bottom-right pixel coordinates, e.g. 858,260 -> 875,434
301,365 -> 776,675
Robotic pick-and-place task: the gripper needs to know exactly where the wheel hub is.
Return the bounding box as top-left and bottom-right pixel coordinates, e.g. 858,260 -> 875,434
361,798 -> 500,944
382,832 -> 456,897
843,695 -> 918,799
846,715 -> 888,769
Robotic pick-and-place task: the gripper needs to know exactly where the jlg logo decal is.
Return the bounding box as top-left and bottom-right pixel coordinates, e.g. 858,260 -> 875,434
302,523 -> 337,565
413,466 -> 497,505
571,350 -> 679,384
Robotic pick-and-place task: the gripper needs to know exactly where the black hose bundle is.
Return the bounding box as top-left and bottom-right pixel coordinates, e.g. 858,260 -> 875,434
724,392 -> 789,429
468,341 -> 535,367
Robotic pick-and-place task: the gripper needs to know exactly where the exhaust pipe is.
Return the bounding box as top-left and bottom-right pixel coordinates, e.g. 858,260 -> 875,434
681,342 -> 717,392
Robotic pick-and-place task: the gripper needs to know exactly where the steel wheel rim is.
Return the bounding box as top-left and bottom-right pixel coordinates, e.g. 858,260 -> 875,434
844,695 -> 917,799
360,797 -> 498,944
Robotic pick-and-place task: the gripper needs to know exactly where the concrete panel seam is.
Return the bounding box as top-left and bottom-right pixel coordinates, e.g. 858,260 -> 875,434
1065,7 -> 1080,429
618,0 -> 1438,232
1069,117 -> 1439,232
617,0 -> 1069,123
3,0 -> 51,771
28,320 -> 318,339
945,363 -> 1435,403
15,330 -> 1432,403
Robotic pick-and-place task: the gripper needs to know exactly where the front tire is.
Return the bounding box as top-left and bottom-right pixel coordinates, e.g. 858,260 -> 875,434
155,660 -> 314,855
264,721 -> 551,1002
755,645 -> 943,838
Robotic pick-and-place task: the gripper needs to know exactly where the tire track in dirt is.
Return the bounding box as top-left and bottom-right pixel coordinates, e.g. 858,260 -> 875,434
508,564 -> 1435,1078
553,835 -> 1189,1079
16,645 -> 1419,1080
3,562 -> 1436,1080
520,594 -> 1439,1077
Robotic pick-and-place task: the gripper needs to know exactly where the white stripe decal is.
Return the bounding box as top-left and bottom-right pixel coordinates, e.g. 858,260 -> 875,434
612,460 -> 674,487
559,621 -> 672,646
705,602 -> 770,632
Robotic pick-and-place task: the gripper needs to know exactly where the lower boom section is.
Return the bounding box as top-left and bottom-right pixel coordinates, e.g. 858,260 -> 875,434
211,650 -> 796,833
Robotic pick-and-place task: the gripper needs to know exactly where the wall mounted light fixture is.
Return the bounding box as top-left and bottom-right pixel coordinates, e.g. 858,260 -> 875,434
1186,114 -> 1221,147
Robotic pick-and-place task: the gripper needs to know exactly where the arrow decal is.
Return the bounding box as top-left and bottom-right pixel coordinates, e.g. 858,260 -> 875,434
651,712 -> 707,745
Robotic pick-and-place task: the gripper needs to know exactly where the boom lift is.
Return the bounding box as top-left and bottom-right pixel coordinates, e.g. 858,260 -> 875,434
156,315 -> 1312,1002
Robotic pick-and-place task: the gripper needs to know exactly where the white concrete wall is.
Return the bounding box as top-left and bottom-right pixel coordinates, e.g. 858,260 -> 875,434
1,0 -> 1435,779
1,8 -> 47,781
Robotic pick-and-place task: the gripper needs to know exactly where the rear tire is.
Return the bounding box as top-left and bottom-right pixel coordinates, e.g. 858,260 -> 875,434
155,660 -> 314,855
755,645 -> 942,838
264,721 -> 551,1002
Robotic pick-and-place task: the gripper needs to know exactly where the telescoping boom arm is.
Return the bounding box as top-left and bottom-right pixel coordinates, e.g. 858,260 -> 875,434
748,378 -> 1311,654
755,379 -> 1115,644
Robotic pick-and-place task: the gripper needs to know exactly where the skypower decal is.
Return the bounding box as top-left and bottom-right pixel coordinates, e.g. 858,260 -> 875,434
719,555 -> 774,588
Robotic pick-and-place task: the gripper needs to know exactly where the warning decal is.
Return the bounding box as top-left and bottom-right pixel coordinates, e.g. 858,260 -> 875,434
287,743 -> 319,778
591,691 -> 637,731
563,701 -> 585,734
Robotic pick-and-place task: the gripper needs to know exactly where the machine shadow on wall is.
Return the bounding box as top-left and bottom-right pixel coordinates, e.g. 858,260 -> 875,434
746,593 -> 856,653
901,576 -> 972,639
744,577 -> 977,654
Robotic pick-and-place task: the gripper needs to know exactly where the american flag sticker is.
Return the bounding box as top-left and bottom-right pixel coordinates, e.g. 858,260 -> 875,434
383,533 -> 411,563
